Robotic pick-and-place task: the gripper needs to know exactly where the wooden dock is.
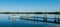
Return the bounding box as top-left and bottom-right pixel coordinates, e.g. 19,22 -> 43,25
8,15 -> 60,24
7,11 -> 60,24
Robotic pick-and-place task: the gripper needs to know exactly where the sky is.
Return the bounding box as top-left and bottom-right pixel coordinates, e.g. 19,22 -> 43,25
0,0 -> 60,12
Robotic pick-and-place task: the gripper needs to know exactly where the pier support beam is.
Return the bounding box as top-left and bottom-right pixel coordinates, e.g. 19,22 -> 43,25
43,14 -> 47,22
54,15 -> 60,23
54,15 -> 57,23
35,14 -> 38,22
57,15 -> 60,23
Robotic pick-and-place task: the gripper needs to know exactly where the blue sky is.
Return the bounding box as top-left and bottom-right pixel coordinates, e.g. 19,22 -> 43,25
0,0 -> 60,12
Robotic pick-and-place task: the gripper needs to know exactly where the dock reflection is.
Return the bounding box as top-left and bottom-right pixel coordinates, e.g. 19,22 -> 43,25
8,14 -> 60,24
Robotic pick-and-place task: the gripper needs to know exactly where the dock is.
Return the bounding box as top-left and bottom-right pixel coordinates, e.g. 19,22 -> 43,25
2,11 -> 59,24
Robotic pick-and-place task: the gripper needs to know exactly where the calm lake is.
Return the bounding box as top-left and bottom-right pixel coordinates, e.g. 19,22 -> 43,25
0,14 -> 60,27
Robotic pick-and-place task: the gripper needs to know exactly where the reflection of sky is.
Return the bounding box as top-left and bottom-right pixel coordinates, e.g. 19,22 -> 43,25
0,0 -> 60,12
0,14 -> 60,26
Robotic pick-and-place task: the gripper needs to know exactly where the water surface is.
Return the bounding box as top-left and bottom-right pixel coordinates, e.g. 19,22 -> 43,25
0,14 -> 60,27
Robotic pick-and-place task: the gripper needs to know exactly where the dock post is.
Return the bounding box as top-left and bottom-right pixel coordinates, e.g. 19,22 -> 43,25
54,15 -> 57,23
35,14 -> 38,23
25,14 -> 29,19
34,14 -> 35,22
58,15 -> 60,23
43,14 -> 47,22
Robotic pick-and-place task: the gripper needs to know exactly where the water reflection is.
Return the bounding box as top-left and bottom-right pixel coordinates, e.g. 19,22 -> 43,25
0,14 -> 60,27
9,15 -> 19,22
8,14 -> 60,24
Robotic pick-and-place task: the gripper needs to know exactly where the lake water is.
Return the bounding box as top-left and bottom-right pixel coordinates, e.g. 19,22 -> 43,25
0,14 -> 60,27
